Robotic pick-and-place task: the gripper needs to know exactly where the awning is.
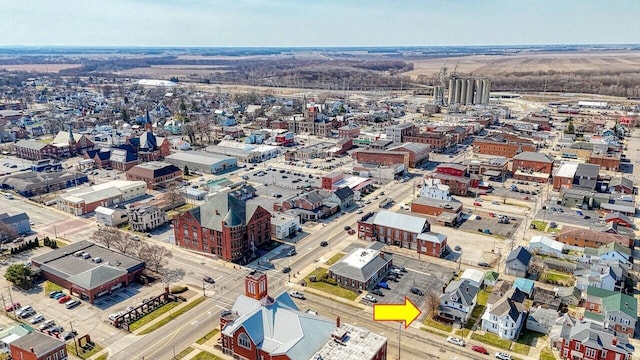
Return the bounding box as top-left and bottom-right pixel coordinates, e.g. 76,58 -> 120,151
483,170 -> 502,177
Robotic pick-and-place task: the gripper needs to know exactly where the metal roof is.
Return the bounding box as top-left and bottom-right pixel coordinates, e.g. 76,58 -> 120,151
372,211 -> 429,234
329,248 -> 392,283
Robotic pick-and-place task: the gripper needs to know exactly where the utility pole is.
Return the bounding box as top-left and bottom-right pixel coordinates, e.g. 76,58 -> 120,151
397,323 -> 402,360
7,286 -> 15,320
69,321 -> 79,355
202,278 -> 206,297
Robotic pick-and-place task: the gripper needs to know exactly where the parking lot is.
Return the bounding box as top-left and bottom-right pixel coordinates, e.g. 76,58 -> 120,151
535,204 -> 607,229
340,245 -> 456,308
456,211 -> 522,238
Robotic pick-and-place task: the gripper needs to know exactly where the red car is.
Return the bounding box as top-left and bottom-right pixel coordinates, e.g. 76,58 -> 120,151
58,295 -> 72,304
471,345 -> 489,355
488,212 -> 496,217
5,302 -> 20,312
473,202 -> 482,206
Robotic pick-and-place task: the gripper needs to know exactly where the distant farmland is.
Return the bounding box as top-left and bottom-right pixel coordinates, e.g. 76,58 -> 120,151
0,64 -> 81,72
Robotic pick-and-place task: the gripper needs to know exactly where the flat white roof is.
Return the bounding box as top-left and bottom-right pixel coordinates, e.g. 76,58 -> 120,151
342,248 -> 379,270
461,269 -> 485,285
556,162 -> 578,178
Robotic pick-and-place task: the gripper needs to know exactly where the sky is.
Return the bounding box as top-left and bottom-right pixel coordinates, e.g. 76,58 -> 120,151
1,0 -> 638,47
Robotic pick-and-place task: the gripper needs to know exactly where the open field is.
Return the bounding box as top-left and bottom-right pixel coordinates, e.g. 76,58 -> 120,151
116,65 -> 229,77
0,64 -> 81,72
405,51 -> 640,78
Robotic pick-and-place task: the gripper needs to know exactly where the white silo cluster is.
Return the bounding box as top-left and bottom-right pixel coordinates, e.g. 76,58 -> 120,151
447,76 -> 491,105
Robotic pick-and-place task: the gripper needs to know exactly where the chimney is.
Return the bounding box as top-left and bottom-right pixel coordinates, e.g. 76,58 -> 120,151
612,337 -> 618,346
30,347 -> 34,353
466,287 -> 469,294
336,316 -> 341,328
215,210 -> 220,215
442,285 -> 446,294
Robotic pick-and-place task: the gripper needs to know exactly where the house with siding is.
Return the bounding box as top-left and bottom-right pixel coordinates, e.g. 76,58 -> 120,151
584,286 -> 637,337
437,279 -> 478,323
505,246 -> 532,278
328,248 -> 393,291
481,287 -> 526,340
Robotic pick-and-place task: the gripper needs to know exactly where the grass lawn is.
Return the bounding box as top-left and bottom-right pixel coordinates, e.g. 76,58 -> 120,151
471,332 -> 511,350
539,347 -> 557,360
546,228 -> 561,233
476,289 -> 490,306
423,315 -> 453,332
530,220 -> 548,231
129,301 -> 181,332
454,329 -> 464,337
67,343 -> 104,359
465,318 -> 476,329
518,330 -> 546,346
325,253 -> 345,266
139,297 -> 206,335
175,346 -> 195,359
95,354 -> 108,360
540,271 -> 573,286
511,342 -> 530,355
191,351 -> 224,360
304,268 -> 358,301
196,328 -> 220,345
471,305 -> 485,319
43,281 -> 64,295
420,327 -> 449,338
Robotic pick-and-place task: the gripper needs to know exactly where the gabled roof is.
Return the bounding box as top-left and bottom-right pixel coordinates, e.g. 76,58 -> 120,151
0,212 -> 29,225
188,189 -> 262,232
609,176 -> 634,189
584,242 -> 632,258
602,292 -> 637,319
372,211 -> 429,234
528,306 -> 558,328
440,279 -> 478,307
333,186 -> 354,201
417,232 -> 446,244
484,271 -> 499,282
506,246 -> 532,266
16,139 -> 48,150
513,278 -> 535,294
329,248 -> 392,282
560,321 -> 631,355
488,288 -> 526,321
222,293 -> 337,359
604,212 -> 632,225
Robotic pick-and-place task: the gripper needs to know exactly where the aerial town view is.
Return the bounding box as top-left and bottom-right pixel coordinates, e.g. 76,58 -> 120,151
0,1 -> 639,360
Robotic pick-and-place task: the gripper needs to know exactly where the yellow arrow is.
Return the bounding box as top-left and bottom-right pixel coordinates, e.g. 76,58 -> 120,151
373,297 -> 421,328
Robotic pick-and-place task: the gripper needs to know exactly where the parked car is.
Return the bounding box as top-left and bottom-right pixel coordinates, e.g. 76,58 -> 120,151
65,300 -> 81,309
446,336 -> 465,347
477,262 -> 491,268
18,309 -> 36,319
347,229 -> 356,235
370,289 -> 384,296
549,222 -> 558,228
491,201 -> 500,205
5,302 -> 20,312
282,266 -> 291,274
63,330 -> 78,340
53,293 -> 66,300
320,241 -> 328,247
49,290 -> 62,298
343,226 -> 351,231
363,294 -> 377,303
377,282 -> 390,289
495,352 -> 512,360
289,291 -> 305,299
30,314 -> 45,324
39,320 -> 55,331
203,276 -> 215,284
58,295 -> 72,304
49,326 -> 64,334
472,345 -> 489,354
410,287 -> 424,296
583,215 -> 591,219
454,245 -> 462,251
473,202 -> 482,206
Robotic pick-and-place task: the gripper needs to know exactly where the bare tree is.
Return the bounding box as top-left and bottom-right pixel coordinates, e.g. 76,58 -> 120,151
425,290 -> 440,319
90,227 -> 122,249
111,233 -> 134,254
142,244 -> 173,273
0,222 -> 17,243
164,186 -> 185,210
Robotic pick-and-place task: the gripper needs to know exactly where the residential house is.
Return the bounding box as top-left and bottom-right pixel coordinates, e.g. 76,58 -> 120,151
128,204 -> 167,232
526,306 -> 559,335
460,269 -> 485,289
609,176 -> 634,194
529,235 -> 564,258
573,163 -> 600,191
513,278 -> 535,298
437,279 -> 479,323
584,286 -> 637,337
556,286 -> 582,306
484,271 -> 500,287
505,246 -> 532,278
95,206 -> 128,227
604,212 -> 633,228
275,190 -> 337,222
328,186 -> 355,210
555,226 -> 633,249
583,243 -> 632,268
328,248 -> 393,291
481,287 -> 526,340
557,321 -> 632,360
0,212 -> 31,235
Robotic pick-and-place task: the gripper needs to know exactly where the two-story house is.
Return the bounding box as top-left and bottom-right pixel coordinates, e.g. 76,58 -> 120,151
505,246 -> 532,278
481,287 -> 527,340
438,279 -> 478,324
557,321 -> 632,360
575,262 -> 625,292
584,286 -> 637,337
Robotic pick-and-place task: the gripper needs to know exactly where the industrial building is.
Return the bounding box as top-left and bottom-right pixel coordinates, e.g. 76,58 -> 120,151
165,151 -> 237,174
58,180 -> 147,216
448,76 -> 491,105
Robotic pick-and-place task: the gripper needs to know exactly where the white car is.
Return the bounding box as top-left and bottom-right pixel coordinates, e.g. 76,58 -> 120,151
495,352 -> 511,360
30,314 -> 45,324
363,294 -> 377,303
446,336 -> 465,347
289,291 -> 305,300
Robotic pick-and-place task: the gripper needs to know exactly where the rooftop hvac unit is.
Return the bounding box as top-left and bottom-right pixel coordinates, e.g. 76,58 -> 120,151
92,257 -> 102,263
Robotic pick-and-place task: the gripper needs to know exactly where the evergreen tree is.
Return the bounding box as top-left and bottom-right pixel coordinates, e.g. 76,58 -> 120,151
183,165 -> 190,176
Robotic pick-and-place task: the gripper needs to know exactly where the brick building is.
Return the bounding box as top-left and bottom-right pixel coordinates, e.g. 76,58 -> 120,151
473,133 -> 536,158
588,152 -> 621,171
553,162 -> 578,190
357,211 -> 447,257
15,140 -> 59,160
512,152 -> 555,183
172,188 -> 272,263
354,150 -> 410,169
220,271 -> 388,360
10,331 -> 68,360
337,123 -> 361,138
429,173 -> 473,196
435,163 -> 467,177
126,161 -> 182,190
388,143 -> 430,168
555,226 -> 633,249
404,132 -> 449,152
557,321 -> 632,360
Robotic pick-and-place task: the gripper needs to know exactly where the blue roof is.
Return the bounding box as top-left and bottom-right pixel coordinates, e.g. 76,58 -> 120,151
513,278 -> 535,294
506,246 -> 532,266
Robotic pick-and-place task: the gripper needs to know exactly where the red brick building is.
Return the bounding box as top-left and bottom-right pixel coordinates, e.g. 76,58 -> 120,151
557,321 -> 632,360
15,140 -> 61,160
404,132 -> 449,152
429,173 -> 473,196
512,152 -> 554,174
337,124 -> 361,138
10,331 -> 68,360
126,161 -> 183,190
435,163 -> 467,177
473,133 -> 536,158
588,152 -> 621,171
555,226 -> 633,249
220,271 -> 388,360
173,188 -> 272,263
354,150 -> 410,168
389,143 -> 430,168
